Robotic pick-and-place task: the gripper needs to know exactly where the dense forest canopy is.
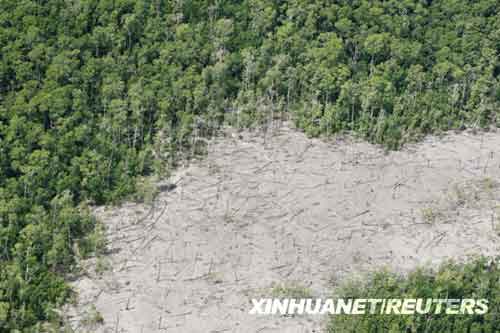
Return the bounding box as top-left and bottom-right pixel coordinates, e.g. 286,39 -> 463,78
328,257 -> 500,332
0,0 -> 499,330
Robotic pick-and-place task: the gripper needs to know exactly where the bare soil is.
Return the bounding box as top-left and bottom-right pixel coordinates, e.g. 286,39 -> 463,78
67,126 -> 500,333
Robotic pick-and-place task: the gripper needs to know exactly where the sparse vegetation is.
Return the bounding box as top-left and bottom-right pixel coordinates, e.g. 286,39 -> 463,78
207,272 -> 224,285
494,223 -> 500,237
94,257 -> 111,277
480,177 -> 498,192
133,176 -> 159,204
271,282 -> 313,299
421,206 -> 441,224
451,183 -> 469,207
494,206 -> 500,237
81,305 -> 104,329
421,178 -> 500,224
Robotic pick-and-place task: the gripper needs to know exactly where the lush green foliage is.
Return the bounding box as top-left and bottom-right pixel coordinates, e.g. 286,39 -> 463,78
328,257 -> 500,333
0,0 -> 499,330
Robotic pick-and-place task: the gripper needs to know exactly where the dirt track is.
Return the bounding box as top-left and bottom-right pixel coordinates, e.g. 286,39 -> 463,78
68,126 -> 500,333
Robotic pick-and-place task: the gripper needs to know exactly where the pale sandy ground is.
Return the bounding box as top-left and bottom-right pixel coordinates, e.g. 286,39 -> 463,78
66,126 -> 500,333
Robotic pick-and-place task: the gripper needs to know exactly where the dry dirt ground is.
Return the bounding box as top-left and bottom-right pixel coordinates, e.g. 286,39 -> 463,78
67,126 -> 500,333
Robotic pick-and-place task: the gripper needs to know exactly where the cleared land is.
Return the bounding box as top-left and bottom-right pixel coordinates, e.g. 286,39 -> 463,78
68,126 -> 500,332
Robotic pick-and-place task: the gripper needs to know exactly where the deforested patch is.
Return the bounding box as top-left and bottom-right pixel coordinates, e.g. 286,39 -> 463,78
67,126 -> 500,333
